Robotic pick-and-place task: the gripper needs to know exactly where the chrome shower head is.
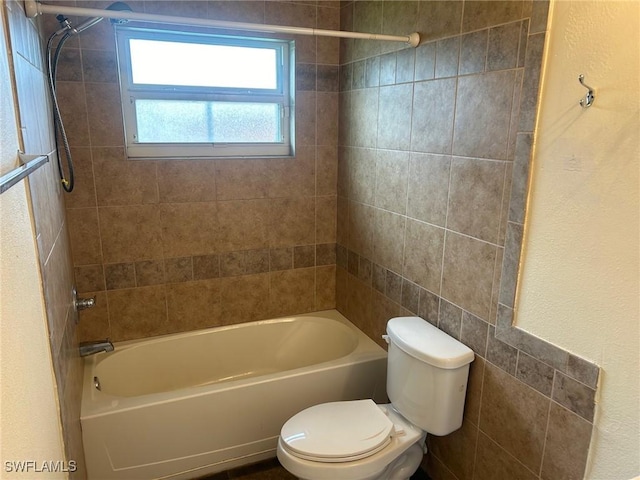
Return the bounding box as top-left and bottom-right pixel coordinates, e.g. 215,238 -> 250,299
71,15 -> 104,34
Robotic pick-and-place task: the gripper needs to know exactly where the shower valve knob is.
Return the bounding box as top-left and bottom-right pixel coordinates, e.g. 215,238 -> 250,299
75,297 -> 96,310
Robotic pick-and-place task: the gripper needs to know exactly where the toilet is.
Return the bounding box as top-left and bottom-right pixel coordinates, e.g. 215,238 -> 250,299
277,316 -> 474,480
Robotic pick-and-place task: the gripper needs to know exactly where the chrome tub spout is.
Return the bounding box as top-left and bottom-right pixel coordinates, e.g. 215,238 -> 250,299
79,339 -> 114,357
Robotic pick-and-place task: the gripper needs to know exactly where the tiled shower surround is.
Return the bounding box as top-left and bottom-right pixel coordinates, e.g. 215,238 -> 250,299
59,0 -> 341,341
46,1 -> 600,479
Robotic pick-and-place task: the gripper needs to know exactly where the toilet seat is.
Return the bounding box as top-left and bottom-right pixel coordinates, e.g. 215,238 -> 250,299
280,399 -> 394,463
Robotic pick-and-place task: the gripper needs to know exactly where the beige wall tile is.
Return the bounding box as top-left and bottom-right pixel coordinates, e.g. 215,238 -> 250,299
218,200 -> 270,251
345,273 -> 372,332
317,92 -> 339,145
269,197 -> 316,247
316,195 -> 337,244
269,268 -> 316,317
166,280 -> 222,332
296,91 -> 317,146
403,219 -> 444,294
160,202 -> 218,257
55,81 -> 90,146
474,432 -> 538,480
143,0 -> 208,17
377,84 -> 413,150
464,356 -> 485,426
64,147 -> 95,208
316,145 -> 338,196
107,285 -> 169,341
81,48 -> 118,83
375,150 -> 409,215
157,160 -> 217,203
67,207 -> 103,265
92,146 -> 126,163
85,82 -> 125,147
441,232 -> 497,321
350,89 -> 379,148
453,71 -> 516,160
347,201 -> 375,258
370,290 -> 401,348
265,1 -> 316,28
541,402 -> 593,480
220,273 -> 270,323
372,209 -> 405,274
479,362 -> 549,472
410,77 -> 456,154
208,1 -> 266,23
447,157 -> 506,243
100,205 -> 163,263
215,159 -> 268,200
93,158 -> 158,206
462,0 -> 525,33
76,291 -> 110,342
348,147 -> 376,205
268,147 -> 315,198
428,420 -> 478,480
316,265 -> 336,310
406,153 -> 450,227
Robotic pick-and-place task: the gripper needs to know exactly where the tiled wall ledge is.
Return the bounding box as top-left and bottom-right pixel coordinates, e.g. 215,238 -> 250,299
336,244 -> 598,415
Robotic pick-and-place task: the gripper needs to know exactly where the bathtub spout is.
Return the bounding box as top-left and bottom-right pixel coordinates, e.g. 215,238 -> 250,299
79,339 -> 114,357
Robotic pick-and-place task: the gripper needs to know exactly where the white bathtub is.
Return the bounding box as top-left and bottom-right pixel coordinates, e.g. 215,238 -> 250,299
80,310 -> 387,480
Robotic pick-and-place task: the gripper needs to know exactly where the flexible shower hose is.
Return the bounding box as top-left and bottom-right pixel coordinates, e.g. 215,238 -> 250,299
46,27 -> 75,193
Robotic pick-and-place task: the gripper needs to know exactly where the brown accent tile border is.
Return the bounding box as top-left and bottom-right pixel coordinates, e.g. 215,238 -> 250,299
76,244 -> 337,293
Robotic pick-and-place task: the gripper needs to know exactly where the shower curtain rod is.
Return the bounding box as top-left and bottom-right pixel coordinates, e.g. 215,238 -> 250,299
24,1 -> 421,47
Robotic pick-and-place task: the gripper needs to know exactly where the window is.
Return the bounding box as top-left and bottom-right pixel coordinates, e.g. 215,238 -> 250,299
115,28 -> 294,159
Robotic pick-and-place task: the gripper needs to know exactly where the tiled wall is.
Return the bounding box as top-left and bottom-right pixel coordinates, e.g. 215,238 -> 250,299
4,1 -> 86,477
336,1 -> 599,479
49,1 -> 341,342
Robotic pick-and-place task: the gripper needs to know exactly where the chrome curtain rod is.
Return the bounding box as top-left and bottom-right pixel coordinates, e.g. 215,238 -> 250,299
24,1 -> 421,47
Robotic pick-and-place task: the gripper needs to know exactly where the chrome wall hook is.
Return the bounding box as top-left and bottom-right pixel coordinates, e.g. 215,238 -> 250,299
578,74 -> 595,108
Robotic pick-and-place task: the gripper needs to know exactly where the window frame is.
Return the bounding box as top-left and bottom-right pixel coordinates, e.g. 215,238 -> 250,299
115,27 -> 295,159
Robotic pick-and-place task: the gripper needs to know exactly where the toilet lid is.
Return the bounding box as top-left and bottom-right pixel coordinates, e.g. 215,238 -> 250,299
280,399 -> 394,462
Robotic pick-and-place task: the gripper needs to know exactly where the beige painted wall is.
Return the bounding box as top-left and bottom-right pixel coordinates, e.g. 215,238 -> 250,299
516,1 -> 640,478
0,2 -> 65,477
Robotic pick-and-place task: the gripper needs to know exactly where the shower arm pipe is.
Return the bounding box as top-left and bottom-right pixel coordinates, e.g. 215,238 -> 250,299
24,1 -> 421,47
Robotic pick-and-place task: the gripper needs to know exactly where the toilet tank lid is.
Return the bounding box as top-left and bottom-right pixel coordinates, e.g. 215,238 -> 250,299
386,317 -> 474,369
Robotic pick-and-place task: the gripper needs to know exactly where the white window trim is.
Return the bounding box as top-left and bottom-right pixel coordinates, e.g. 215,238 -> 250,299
115,27 -> 295,159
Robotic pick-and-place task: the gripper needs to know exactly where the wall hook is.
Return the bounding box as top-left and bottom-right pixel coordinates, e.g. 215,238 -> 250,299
578,74 -> 595,108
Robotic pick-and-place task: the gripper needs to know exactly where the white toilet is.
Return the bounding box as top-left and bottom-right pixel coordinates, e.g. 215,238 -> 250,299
277,316 -> 474,480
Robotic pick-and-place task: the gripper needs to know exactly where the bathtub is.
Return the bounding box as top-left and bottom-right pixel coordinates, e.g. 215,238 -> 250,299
80,310 -> 387,480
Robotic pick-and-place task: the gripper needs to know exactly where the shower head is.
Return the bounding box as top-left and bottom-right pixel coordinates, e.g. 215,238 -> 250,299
66,2 -> 132,35
71,15 -> 104,34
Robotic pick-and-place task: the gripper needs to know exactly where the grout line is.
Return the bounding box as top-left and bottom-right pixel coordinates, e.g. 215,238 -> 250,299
539,393 -> 554,478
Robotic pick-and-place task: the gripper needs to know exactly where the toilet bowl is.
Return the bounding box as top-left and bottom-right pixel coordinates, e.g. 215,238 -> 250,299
277,400 -> 425,480
276,316 -> 474,480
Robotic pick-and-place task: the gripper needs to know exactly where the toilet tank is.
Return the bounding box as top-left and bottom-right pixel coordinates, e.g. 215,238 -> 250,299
385,317 -> 474,436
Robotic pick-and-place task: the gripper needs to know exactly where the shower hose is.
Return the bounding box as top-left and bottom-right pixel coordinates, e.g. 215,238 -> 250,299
46,17 -> 76,193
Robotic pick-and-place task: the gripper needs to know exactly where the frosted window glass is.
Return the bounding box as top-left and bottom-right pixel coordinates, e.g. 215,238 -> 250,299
129,39 -> 277,90
135,99 -> 280,143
